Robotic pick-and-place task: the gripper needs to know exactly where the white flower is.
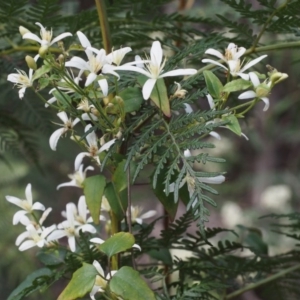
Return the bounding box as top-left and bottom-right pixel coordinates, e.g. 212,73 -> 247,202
57,164 -> 94,189
47,202 -> 96,252
65,31 -> 117,95
90,237 -> 141,251
49,111 -> 80,151
202,43 -> 267,80
16,223 -> 56,251
106,47 -> 132,66
7,55 -> 39,99
20,207 -> 52,228
129,206 -> 157,225
74,124 -> 116,170
113,40 -> 197,99
90,260 -> 117,300
238,72 -> 271,111
22,22 -> 72,49
6,183 -> 45,225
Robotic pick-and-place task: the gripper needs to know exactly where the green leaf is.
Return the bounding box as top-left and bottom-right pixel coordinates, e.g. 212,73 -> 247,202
152,169 -> 179,221
203,70 -> 223,99
104,182 -> 126,221
147,247 -> 173,265
99,232 -> 135,257
37,248 -> 67,266
223,79 -> 252,93
83,175 -> 106,224
58,263 -> 97,300
138,76 -> 170,117
38,77 -> 50,90
223,115 -> 241,136
52,90 -> 72,107
119,87 -> 144,113
8,268 -> 53,300
112,160 -> 128,193
109,266 -> 156,300
32,64 -> 52,80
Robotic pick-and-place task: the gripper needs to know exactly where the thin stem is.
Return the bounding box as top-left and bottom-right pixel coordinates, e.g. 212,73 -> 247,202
251,0 -> 291,51
110,211 -> 119,270
95,0 -> 112,53
225,263 -> 300,299
0,46 -> 62,57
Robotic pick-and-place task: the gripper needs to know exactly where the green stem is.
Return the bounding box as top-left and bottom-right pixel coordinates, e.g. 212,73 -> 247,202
225,263 -> 300,299
251,0 -> 291,51
0,46 -> 62,56
95,0 -> 112,53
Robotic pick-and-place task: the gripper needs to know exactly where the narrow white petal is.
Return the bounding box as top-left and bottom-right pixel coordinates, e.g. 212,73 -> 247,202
98,78 -> 108,96
85,73 -> 97,87
114,65 -> 151,77
45,96 -> 57,108
16,231 -> 30,246
22,32 -> 42,44
78,196 -> 87,221
184,149 -> 191,157
50,33 -> 72,45
65,57 -> 89,70
6,195 -> 23,208
160,69 -> 197,78
151,41 -> 163,67
102,65 -> 120,79
205,49 -> 224,60
240,55 -> 268,72
209,131 -> 221,140
40,208 -> 53,226
199,175 -> 225,184
183,103 -> 193,114
90,237 -> 105,244
238,90 -> 257,99
93,260 -> 105,276
57,180 -> 77,190
201,59 -> 228,70
139,210 -> 157,219
13,211 -> 28,225
72,117 -> 81,127
261,97 -> 270,111
68,236 -> 76,252
249,72 -> 260,87
132,243 -> 141,251
47,229 -> 67,241
79,224 -> 96,234
98,139 -> 116,153
49,128 -> 66,151
77,31 -> 92,58
57,111 -> 69,124
19,87 -> 26,99
206,94 -> 215,109
236,72 -> 250,80
74,152 -> 91,171
81,113 -> 98,121
142,78 -> 157,100
19,240 -> 36,251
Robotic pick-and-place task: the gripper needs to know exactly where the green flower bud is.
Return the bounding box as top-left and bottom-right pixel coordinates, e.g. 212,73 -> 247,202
270,72 -> 288,86
38,45 -> 49,58
25,55 -> 37,70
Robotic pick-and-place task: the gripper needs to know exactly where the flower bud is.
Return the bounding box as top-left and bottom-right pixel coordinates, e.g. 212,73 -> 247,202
270,72 -> 288,86
19,26 -> 30,36
173,82 -> 188,99
25,55 -> 37,70
38,45 -> 49,58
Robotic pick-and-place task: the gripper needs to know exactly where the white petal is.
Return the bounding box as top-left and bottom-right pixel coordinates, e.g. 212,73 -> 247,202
74,152 -> 91,171
22,32 -> 42,44
19,240 -> 36,251
77,31 -> 92,58
98,78 -> 108,96
81,113 -> 98,121
139,210 -> 157,219
40,208 -> 53,225
78,196 -> 87,221
134,55 -> 144,68
13,210 -> 28,225
68,236 -> 76,252
98,139 -> 116,153
31,202 -> 45,211
90,237 -> 105,244
19,87 -> 26,99
238,90 -> 257,99
50,33 -> 72,46
206,94 -> 215,109
72,117 -> 81,127
160,69 -> 197,78
205,48 -> 224,60
132,243 -> 141,251
142,78 -> 157,100
45,96 -> 57,108
16,231 -> 30,246
57,180 -> 77,190
184,149 -> 191,157
6,195 -> 22,208
79,224 -> 96,234
183,103 -> 193,114
47,229 -> 67,241
201,59 -> 228,70
102,64 -> 120,79
93,260 -> 104,276
85,73 -> 97,87
209,131 -> 221,140
151,41 -> 163,67
240,55 -> 267,73
199,175 -> 225,184
57,111 -> 69,124
249,72 -> 260,87
49,128 -> 66,151
65,57 -> 89,70
261,97 -> 270,111
114,65 -> 151,77
236,72 -> 250,80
